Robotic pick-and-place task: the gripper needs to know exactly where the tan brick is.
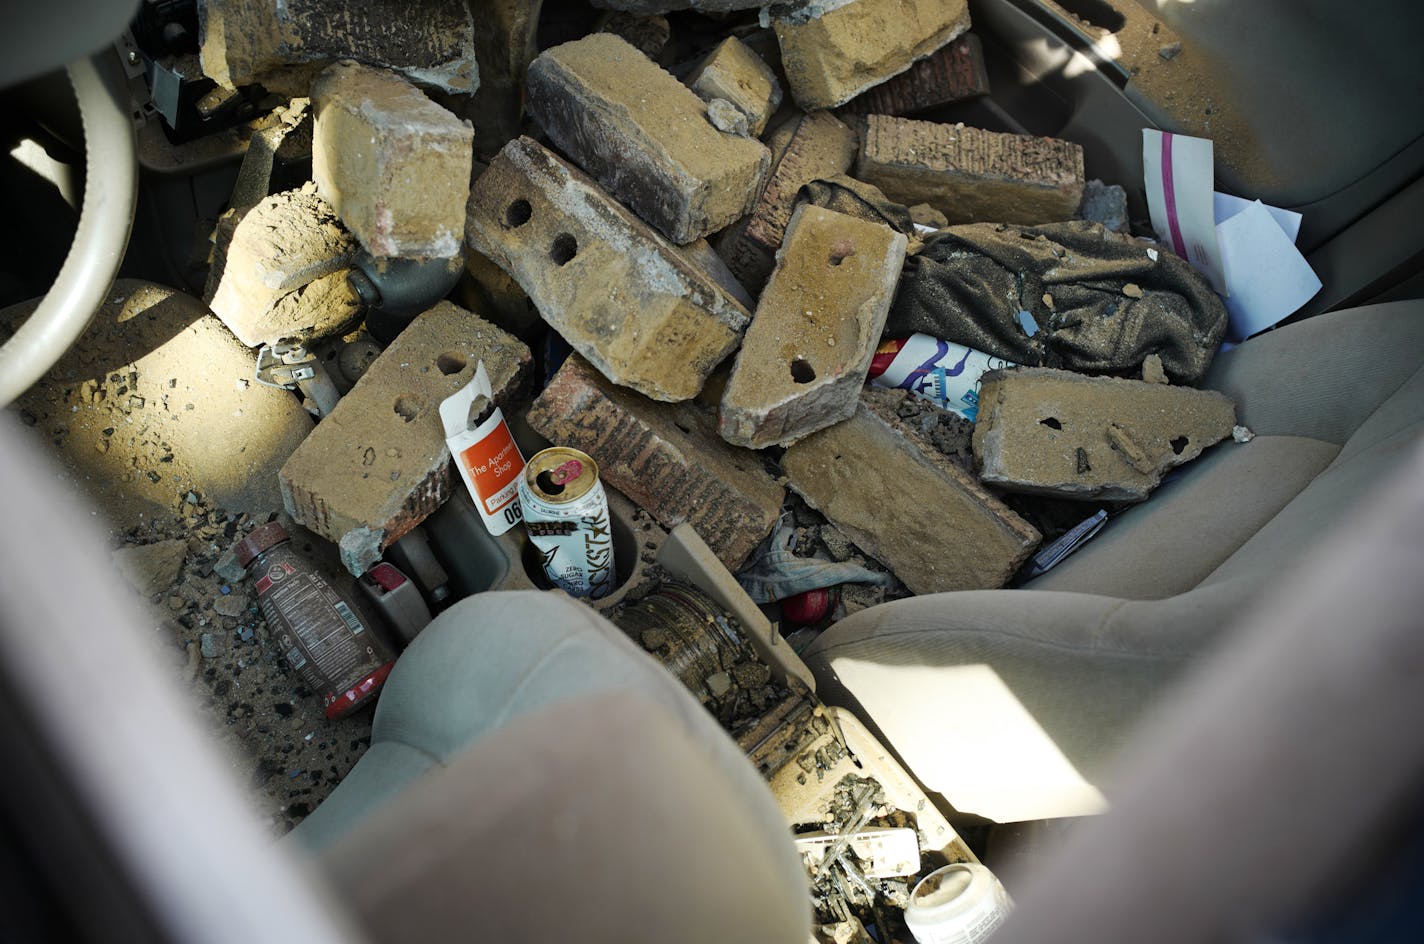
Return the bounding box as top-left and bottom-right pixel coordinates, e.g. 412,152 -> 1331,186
528,356 -> 784,571
840,34 -> 989,116
773,0 -> 971,110
465,137 -> 751,403
526,33 -> 771,244
721,206 -> 907,448
279,302 -> 531,575
855,115 -> 1085,224
716,110 -> 858,291
687,36 -> 783,137
972,368 -> 1237,502
205,184 -> 357,346
784,389 -> 1040,594
312,61 -> 474,259
198,0 -> 479,97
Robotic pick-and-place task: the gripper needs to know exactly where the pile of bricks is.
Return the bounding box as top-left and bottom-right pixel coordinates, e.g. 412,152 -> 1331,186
187,0 -> 1237,598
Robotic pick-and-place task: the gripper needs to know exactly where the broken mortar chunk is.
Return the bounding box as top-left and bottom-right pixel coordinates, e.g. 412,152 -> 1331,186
972,367 -> 1237,501
687,36 -> 783,138
205,184 -> 358,346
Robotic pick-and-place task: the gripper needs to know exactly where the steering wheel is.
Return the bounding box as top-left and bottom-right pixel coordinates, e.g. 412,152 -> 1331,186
0,55 -> 137,408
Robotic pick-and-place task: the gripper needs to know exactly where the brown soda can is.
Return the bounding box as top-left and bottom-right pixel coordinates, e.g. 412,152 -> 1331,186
236,522 -> 396,719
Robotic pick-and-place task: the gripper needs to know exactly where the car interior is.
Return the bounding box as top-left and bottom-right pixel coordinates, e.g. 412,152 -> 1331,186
1,1 -> 1422,942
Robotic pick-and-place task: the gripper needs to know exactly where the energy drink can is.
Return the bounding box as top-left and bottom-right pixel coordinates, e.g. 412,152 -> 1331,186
867,333 -> 1015,422
518,447 -> 617,599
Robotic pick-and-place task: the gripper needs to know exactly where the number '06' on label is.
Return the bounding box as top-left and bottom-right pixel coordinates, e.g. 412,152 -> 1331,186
440,362 -> 526,536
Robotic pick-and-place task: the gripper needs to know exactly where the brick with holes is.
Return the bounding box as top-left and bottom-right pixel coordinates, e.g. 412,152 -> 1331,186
720,205 -> 907,449
714,110 -> 858,292
855,114 -> 1085,224
465,137 -> 751,402
972,367 -> 1237,501
278,302 -> 530,575
784,388 -> 1040,593
527,355 -> 784,570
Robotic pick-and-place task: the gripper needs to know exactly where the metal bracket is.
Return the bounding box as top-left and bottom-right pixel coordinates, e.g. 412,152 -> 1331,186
255,343 -> 340,417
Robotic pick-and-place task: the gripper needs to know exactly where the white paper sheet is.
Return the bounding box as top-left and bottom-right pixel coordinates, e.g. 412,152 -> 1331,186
1215,200 -> 1322,340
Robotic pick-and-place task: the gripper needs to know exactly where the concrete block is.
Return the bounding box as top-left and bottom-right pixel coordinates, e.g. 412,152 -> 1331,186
972,368 -> 1237,501
773,0 -> 971,110
206,184 -> 358,346
526,33 -> 771,244
688,37 -> 783,137
721,205 -> 907,448
279,302 -> 531,575
528,356 -> 785,571
312,61 -> 474,259
717,110 -> 858,291
784,389 -> 1040,594
856,115 -> 1085,225
465,137 -> 751,402
198,0 -> 479,97
840,34 -> 988,116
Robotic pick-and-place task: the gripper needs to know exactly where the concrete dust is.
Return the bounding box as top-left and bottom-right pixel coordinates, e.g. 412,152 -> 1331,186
114,501 -> 371,834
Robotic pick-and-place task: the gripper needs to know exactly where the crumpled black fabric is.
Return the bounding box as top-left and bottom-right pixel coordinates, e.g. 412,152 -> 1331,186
887,220 -> 1228,384
795,175 -> 917,238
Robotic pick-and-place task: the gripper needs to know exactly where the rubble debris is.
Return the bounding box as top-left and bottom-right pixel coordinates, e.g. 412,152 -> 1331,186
597,11 -> 672,59
1233,425 -> 1256,444
720,205 -> 907,448
839,34 -> 988,116
526,33 -> 771,243
855,115 -> 1086,225
908,203 -> 948,230
229,98 -> 314,212
736,511 -> 890,605
1076,178 -> 1130,234
197,0 -> 479,97
279,303 -> 531,575
528,356 -> 784,571
458,251 -> 542,342
888,221 -> 1230,385
972,368 -> 1237,501
0,281 -> 313,526
771,0 -> 972,110
111,538 -> 188,598
312,61 -> 474,260
718,110 -> 859,291
784,389 -> 1041,594
116,507 -> 374,834
687,36 -> 783,138
1141,353 -> 1169,385
205,184 -> 359,347
466,137 -> 751,402
459,0 -> 542,160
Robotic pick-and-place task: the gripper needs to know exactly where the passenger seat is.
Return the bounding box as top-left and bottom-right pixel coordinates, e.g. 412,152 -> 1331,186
802,300 -> 1424,823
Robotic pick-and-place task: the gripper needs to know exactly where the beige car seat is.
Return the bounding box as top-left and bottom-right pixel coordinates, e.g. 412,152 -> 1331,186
803,300 -> 1424,822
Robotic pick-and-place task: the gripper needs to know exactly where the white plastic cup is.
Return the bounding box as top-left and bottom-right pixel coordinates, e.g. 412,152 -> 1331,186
904,863 -> 1012,944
